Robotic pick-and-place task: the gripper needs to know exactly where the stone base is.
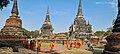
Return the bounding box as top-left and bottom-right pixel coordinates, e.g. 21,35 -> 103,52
102,50 -> 120,54
102,32 -> 120,54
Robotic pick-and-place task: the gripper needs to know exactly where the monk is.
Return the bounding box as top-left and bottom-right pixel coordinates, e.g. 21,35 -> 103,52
30,40 -> 34,50
77,42 -> 81,48
70,41 -> 72,49
50,41 -> 54,51
66,40 -> 69,48
74,41 -> 77,48
66,40 -> 71,50
23,40 -> 28,49
37,40 -> 41,52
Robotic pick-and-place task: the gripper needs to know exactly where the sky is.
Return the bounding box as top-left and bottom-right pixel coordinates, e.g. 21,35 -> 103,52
0,0 -> 118,33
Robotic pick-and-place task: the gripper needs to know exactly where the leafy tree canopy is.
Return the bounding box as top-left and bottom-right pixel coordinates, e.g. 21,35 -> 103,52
0,0 -> 13,10
94,31 -> 106,37
22,28 -> 39,38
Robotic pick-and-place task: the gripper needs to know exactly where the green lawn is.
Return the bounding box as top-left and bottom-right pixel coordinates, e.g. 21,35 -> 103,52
41,42 -> 64,48
40,43 -> 104,54
94,45 -> 104,49
60,48 -> 92,54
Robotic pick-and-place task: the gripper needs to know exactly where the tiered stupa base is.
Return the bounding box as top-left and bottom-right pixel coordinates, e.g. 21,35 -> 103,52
102,32 -> 120,54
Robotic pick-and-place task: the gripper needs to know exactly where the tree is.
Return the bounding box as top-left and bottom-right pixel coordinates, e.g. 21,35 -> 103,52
104,30 -> 112,36
0,0 -> 12,10
22,28 -> 31,38
30,30 -> 39,38
0,30 -> 1,33
94,31 -> 106,37
22,28 -> 39,38
105,27 -> 113,36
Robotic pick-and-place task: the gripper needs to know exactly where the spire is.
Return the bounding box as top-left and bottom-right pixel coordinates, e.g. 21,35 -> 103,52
112,0 -> 120,32
88,20 -> 90,25
118,0 -> 120,14
77,0 -> 83,17
46,7 -> 49,15
11,0 -> 19,15
45,7 -> 50,22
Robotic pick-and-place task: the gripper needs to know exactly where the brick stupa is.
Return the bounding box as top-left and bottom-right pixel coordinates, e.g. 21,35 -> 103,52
1,0 -> 23,36
102,0 -> 120,54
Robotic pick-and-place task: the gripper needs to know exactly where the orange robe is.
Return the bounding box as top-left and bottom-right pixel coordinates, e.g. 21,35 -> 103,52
37,42 -> 41,52
70,42 -> 72,48
50,42 -> 54,50
30,41 -> 34,50
66,40 -> 71,50
23,41 -> 28,49
77,42 -> 81,48
74,42 -> 77,48
66,40 -> 69,48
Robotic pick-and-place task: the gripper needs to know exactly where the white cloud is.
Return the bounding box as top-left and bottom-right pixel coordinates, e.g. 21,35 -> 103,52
95,0 -> 117,12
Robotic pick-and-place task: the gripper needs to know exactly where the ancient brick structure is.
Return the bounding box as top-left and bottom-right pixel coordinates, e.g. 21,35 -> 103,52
103,0 -> 120,54
39,8 -> 54,39
1,0 -> 23,36
0,0 -> 26,52
69,0 -> 92,39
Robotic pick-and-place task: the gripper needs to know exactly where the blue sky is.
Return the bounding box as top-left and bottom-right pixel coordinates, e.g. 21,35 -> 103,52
0,0 -> 118,33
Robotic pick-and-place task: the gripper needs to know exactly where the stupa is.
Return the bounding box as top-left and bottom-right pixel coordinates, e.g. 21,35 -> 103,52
103,0 -> 120,54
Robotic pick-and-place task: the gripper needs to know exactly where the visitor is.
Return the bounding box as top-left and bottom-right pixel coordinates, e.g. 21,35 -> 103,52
89,42 -> 94,50
86,41 -> 90,49
62,40 -> 65,45
37,40 -> 41,52
50,41 -> 54,51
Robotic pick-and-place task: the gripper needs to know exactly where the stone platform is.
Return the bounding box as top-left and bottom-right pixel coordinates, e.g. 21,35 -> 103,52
102,32 -> 120,54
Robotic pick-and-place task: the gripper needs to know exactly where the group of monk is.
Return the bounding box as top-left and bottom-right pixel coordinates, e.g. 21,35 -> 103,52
74,41 -> 81,48
23,39 -> 81,51
66,40 -> 81,50
23,40 -> 55,52
23,40 -> 41,52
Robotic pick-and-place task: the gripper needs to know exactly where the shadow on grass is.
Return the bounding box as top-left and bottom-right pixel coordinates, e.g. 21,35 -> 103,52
94,46 -> 104,49
92,49 -> 103,54
86,49 -> 103,54
40,50 -> 60,54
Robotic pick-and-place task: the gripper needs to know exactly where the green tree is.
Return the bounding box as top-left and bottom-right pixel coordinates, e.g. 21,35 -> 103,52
22,28 -> 31,38
0,0 -> 13,10
94,31 -> 106,37
30,30 -> 39,38
0,30 -> 1,33
104,30 -> 112,36
104,27 -> 113,36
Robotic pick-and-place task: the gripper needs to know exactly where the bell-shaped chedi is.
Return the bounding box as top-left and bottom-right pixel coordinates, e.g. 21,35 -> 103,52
68,0 -> 92,39
1,0 -> 23,36
39,8 -> 54,39
103,0 -> 120,54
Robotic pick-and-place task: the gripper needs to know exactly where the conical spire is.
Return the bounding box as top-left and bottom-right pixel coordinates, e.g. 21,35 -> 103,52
88,20 -> 90,25
77,0 -> 83,17
45,7 -> 50,22
118,0 -> 120,13
112,0 -> 120,32
11,0 -> 19,15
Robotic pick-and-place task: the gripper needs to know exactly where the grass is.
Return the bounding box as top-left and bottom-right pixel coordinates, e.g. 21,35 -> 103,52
94,45 -> 104,49
60,48 -> 92,54
41,42 -> 64,48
